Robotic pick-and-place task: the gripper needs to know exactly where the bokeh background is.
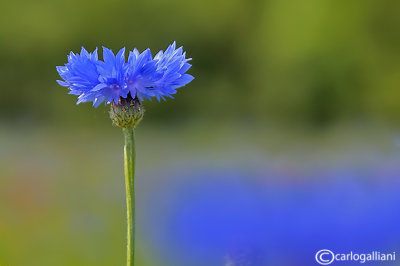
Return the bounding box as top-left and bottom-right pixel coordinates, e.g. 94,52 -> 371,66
1,0 -> 400,265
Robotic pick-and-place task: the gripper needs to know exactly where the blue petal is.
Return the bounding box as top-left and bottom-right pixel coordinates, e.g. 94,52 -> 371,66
176,74 -> 194,86
102,47 -> 115,63
57,80 -> 69,86
90,83 -> 108,92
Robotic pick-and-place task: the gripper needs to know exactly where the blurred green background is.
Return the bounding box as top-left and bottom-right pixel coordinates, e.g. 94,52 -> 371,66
1,0 -> 399,127
1,0 -> 400,265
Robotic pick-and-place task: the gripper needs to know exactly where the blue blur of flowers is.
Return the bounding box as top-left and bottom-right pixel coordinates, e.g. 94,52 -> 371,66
56,42 -> 194,107
142,164 -> 400,266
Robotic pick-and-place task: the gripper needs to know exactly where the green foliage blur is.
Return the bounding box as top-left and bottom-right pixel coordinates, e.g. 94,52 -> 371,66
1,0 -> 399,127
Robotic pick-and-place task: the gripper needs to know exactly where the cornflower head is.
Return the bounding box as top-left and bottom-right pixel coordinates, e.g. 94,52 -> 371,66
57,41 -> 194,128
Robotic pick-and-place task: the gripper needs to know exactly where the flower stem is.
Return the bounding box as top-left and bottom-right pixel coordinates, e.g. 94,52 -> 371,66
123,127 -> 136,266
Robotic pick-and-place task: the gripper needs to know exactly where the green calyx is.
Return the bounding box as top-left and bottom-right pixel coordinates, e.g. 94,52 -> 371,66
109,95 -> 144,129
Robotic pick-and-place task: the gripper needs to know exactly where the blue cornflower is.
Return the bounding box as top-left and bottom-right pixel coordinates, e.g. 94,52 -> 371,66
57,42 -> 194,106
57,43 -> 195,264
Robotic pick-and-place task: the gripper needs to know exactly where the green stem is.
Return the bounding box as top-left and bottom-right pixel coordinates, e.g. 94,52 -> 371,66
123,127 -> 135,266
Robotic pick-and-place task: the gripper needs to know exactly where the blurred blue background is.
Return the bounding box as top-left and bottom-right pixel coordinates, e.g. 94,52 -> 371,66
1,0 -> 400,265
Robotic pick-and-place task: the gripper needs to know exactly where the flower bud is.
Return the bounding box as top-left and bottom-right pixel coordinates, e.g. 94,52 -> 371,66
109,96 -> 144,128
